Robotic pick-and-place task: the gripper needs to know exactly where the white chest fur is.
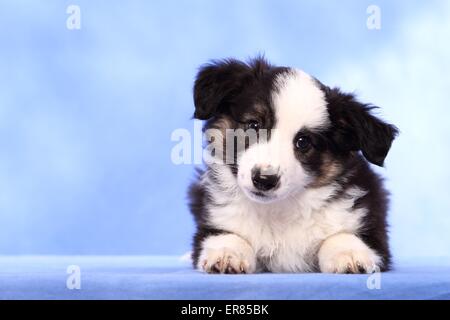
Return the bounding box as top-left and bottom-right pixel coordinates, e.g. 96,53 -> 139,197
207,180 -> 367,272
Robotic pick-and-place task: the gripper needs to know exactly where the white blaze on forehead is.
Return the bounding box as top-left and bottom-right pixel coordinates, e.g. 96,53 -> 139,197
272,69 -> 329,134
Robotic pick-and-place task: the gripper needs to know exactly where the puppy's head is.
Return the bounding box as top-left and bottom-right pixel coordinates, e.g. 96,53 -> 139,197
194,57 -> 398,203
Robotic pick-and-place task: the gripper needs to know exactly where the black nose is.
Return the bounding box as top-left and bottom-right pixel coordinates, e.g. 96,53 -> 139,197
251,166 -> 280,191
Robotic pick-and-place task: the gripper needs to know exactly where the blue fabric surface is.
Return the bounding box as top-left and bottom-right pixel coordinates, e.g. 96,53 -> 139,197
1,256 -> 449,300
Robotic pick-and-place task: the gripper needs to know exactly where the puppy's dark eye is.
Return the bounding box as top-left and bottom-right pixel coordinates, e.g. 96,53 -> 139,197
246,120 -> 260,130
295,135 -> 311,152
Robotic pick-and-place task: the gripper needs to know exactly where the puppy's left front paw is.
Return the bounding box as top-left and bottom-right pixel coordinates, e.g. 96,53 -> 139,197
319,249 -> 380,273
318,233 -> 382,274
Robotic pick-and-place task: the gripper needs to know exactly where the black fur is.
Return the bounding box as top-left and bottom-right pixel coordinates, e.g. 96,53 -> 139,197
188,169 -> 230,265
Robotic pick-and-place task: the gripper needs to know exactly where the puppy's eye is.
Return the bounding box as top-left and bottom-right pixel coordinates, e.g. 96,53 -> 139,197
295,135 -> 312,152
246,120 -> 260,130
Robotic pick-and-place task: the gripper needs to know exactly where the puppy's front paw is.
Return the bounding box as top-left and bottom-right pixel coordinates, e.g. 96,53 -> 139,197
319,248 -> 380,273
199,247 -> 254,274
197,234 -> 256,274
318,233 -> 382,274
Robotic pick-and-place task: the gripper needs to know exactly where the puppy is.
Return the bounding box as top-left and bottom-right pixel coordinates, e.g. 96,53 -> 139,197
188,57 -> 398,274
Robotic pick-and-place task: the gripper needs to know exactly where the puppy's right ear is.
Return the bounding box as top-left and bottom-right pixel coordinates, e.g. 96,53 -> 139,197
193,59 -> 250,120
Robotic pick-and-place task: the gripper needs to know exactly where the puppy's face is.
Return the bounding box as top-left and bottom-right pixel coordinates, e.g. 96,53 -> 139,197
194,58 -> 398,203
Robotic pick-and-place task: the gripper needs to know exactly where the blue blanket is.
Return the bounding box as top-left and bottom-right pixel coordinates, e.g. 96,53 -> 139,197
1,256 -> 449,300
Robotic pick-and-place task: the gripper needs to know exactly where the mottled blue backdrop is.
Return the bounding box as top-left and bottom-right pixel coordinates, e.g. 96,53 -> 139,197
0,0 -> 449,261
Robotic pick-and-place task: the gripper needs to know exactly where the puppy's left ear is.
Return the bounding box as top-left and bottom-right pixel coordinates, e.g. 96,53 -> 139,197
325,87 -> 399,166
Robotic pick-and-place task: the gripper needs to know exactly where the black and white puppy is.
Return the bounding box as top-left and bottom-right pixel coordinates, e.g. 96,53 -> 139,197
189,57 -> 398,274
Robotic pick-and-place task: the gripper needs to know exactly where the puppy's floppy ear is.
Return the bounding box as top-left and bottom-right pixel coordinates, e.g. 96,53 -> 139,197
325,87 -> 399,166
193,59 -> 251,120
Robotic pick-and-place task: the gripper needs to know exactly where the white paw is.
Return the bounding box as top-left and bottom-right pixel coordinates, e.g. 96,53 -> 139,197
319,248 -> 381,273
197,234 -> 256,274
199,247 -> 255,274
318,233 -> 382,274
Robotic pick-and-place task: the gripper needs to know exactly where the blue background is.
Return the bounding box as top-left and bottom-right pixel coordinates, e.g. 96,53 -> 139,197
0,0 -> 449,261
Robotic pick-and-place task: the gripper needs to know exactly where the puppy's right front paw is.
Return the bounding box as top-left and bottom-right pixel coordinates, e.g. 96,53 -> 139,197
199,247 -> 255,274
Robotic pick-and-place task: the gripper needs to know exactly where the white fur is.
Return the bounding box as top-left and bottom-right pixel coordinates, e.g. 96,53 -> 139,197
203,165 -> 370,273
273,70 -> 330,132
